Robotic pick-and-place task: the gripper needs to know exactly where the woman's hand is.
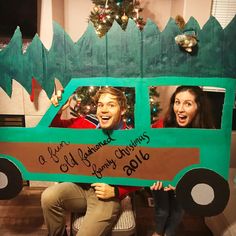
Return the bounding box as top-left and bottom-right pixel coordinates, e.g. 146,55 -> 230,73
163,185 -> 176,191
91,183 -> 115,199
150,181 -> 176,191
150,181 -> 163,190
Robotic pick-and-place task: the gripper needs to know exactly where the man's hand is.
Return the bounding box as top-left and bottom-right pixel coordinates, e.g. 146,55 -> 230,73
150,181 -> 176,191
50,89 -> 73,112
91,183 -> 115,199
51,90 -> 63,106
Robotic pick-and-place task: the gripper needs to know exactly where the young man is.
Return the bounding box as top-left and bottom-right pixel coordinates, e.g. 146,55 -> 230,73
41,87 -> 139,236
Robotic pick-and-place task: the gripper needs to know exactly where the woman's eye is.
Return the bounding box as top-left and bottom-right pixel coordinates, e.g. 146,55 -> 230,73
185,102 -> 192,107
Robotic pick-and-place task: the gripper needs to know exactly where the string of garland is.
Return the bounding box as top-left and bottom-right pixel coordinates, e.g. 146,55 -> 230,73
89,0 -> 145,37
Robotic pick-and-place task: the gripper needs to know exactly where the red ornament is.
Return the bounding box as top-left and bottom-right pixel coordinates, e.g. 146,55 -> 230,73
99,14 -> 106,20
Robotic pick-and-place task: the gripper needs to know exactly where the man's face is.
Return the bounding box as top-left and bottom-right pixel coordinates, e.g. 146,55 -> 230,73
96,93 -> 125,129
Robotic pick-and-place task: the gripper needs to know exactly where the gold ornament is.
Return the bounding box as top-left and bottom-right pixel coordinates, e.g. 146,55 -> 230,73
175,34 -> 198,53
121,13 -> 128,22
93,5 -> 99,12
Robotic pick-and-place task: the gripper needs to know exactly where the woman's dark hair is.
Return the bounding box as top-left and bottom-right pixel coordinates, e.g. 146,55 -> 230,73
164,86 -> 215,128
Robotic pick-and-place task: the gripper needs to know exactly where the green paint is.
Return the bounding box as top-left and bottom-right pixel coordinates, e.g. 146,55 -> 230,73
0,17 -> 236,97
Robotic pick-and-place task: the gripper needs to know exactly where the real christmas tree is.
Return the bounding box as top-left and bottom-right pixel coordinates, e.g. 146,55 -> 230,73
89,0 -> 145,37
149,86 -> 162,123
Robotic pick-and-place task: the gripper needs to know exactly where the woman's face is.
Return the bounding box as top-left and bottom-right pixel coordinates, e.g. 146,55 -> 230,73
173,90 -> 198,127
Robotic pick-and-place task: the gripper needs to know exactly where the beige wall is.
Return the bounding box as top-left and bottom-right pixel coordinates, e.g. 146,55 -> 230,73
183,0 -> 212,27
39,0 -> 213,47
43,0 -> 93,44
52,0 -> 64,27
64,0 -> 93,42
141,0 -> 172,30
39,0 -> 53,49
171,0 -> 184,20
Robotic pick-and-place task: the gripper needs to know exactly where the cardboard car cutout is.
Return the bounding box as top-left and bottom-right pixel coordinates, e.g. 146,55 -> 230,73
0,76 -> 236,217
1,15 -> 236,216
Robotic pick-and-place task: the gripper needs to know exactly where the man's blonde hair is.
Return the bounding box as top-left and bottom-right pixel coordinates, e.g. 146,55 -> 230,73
93,87 -> 127,111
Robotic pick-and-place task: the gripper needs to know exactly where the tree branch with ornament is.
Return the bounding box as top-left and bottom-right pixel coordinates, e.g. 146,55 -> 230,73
89,0 -> 145,37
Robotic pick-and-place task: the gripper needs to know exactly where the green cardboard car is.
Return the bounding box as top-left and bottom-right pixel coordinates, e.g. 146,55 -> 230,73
0,76 -> 235,216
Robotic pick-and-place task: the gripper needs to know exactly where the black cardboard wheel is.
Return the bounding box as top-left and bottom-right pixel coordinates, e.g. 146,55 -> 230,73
176,168 -> 230,216
0,158 -> 23,199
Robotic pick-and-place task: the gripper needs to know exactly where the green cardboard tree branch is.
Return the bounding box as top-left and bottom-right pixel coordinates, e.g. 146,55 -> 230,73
0,16 -> 235,97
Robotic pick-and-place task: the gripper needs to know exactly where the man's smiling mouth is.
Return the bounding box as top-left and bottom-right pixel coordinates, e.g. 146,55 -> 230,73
101,116 -> 110,121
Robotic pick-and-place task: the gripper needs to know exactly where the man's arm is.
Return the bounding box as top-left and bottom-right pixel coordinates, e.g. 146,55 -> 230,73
50,89 -> 75,127
91,183 -> 140,200
117,186 -> 141,199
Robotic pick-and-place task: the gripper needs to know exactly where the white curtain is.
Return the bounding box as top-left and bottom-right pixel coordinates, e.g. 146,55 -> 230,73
211,0 -> 236,28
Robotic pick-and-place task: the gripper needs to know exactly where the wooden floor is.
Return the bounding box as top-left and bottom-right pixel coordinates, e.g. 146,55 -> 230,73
0,187 -> 46,236
0,186 -> 213,236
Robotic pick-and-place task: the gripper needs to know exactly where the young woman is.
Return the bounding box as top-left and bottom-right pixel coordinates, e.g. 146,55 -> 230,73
151,86 -> 215,236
